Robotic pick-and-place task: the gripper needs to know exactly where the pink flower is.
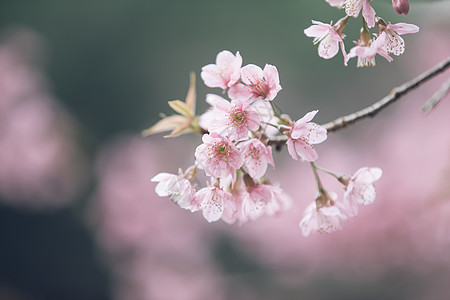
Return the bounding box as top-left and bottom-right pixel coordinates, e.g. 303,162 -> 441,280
195,132 -> 243,183
228,64 -> 281,101
346,33 -> 392,67
151,168 -> 196,211
304,19 -> 348,61
261,184 -> 292,217
201,50 -> 242,90
240,182 -> 292,223
195,185 -> 234,222
326,0 -> 345,7
239,138 -> 274,179
342,167 -> 382,215
392,0 -> 409,15
286,110 -> 327,162
381,22 -> 420,56
344,0 -> 376,28
241,184 -> 272,222
299,195 -> 346,237
207,94 -> 261,140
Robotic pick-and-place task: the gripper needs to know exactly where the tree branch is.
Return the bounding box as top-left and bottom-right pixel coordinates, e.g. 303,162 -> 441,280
422,77 -> 450,113
269,56 -> 450,146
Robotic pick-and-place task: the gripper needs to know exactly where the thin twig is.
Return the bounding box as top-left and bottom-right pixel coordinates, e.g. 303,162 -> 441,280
268,56 -> 450,146
422,77 -> 450,113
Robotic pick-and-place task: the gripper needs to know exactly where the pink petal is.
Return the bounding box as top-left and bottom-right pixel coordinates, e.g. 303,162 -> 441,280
318,35 -> 340,59
387,23 -> 419,35
304,23 -> 329,38
294,140 -> 318,162
303,123 -> 327,144
245,156 -> 267,179
295,110 -> 318,127
240,64 -> 264,86
229,51 -> 243,87
352,183 -> 376,205
199,189 -> 224,222
206,93 -> 228,107
263,64 -> 281,91
201,64 -> 227,89
286,138 -> 298,160
326,0 -> 344,7
228,83 -> 253,101
344,0 -> 363,18
354,167 -> 382,183
245,110 -> 261,131
362,0 -> 376,28
216,50 -> 236,66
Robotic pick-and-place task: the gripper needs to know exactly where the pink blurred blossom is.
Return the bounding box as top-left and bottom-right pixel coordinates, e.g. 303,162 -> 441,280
92,136 -> 227,300
0,30 -> 85,209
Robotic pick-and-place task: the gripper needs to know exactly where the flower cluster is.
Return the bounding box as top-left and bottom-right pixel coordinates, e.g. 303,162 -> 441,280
304,0 -> 419,67
146,50 -> 382,235
150,51 -> 291,225
299,166 -> 382,236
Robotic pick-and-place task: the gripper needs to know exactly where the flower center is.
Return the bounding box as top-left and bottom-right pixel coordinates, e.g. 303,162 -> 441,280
214,141 -> 231,159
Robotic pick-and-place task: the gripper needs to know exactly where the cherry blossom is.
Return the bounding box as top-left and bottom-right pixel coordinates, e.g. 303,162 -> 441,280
346,32 -> 392,67
207,94 -> 260,140
228,64 -> 281,101
241,184 -> 272,222
392,0 -> 409,15
238,177 -> 292,224
341,167 -> 382,214
195,185 -> 234,222
239,138 -> 274,179
344,0 -> 376,28
376,19 -> 419,56
151,167 -> 197,211
304,18 -> 348,61
299,195 -> 347,237
286,110 -> 327,162
264,185 -> 293,216
195,132 -> 243,183
201,50 -> 242,90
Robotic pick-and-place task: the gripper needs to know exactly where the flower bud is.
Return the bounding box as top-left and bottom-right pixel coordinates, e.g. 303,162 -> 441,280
392,0 -> 409,15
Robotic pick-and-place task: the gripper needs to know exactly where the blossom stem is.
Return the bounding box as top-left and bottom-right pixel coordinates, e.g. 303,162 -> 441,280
270,101 -> 282,119
310,162 -> 325,194
315,165 -> 341,179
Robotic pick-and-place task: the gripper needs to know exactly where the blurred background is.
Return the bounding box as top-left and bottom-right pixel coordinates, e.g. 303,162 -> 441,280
0,0 -> 449,299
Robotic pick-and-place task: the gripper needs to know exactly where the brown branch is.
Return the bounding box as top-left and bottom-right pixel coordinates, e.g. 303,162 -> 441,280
422,77 -> 450,113
269,56 -> 450,146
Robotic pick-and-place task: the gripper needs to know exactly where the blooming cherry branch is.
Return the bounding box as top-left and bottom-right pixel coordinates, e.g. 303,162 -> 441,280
143,3 -> 449,237
144,49 -> 392,236
305,0 -> 419,67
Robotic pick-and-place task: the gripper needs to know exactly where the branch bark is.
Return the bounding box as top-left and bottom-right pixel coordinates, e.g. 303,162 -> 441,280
269,56 -> 450,145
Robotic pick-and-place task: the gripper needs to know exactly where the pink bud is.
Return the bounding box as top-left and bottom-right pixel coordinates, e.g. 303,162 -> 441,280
392,0 -> 410,15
